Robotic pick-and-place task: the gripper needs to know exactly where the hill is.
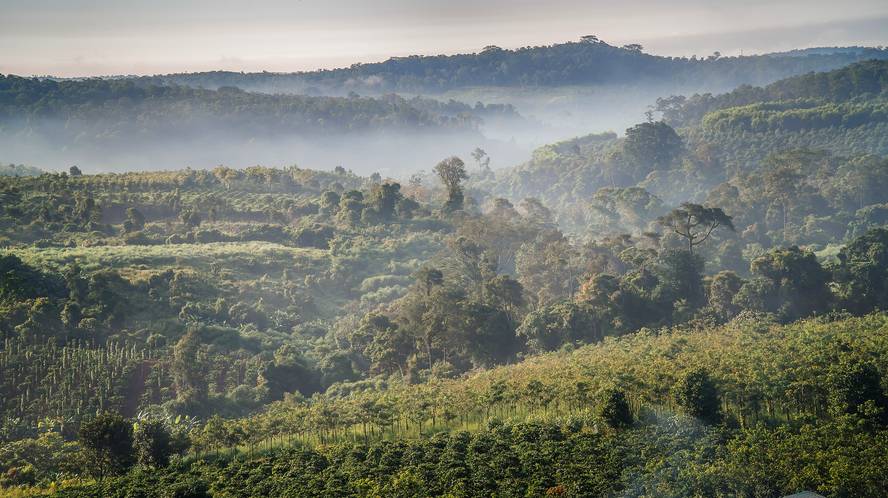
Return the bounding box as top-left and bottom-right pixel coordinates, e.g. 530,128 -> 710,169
17,312 -> 888,497
0,76 -> 523,174
126,40 -> 888,142
481,61 -> 888,252
141,40 -> 888,96
4,46 -> 888,498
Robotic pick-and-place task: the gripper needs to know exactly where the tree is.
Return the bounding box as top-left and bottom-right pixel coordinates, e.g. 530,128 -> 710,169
598,388 -> 633,429
516,230 -> 578,306
485,274 -> 524,322
123,207 -> 145,233
78,412 -> 135,481
748,246 -> 831,321
171,328 -> 209,408
827,358 -> 888,424
471,147 -> 490,169
447,236 -> 495,299
673,368 -> 721,424
416,267 -> 444,297
319,191 -> 341,216
654,249 -> 706,312
622,121 -> 683,179
179,209 -> 202,229
461,301 -> 521,367
368,182 -> 403,221
707,271 -> 744,321
434,156 -> 469,212
69,165 -> 82,176
516,301 -> 601,353
834,228 -> 888,313
133,419 -> 173,468
361,314 -> 412,377
337,190 -> 364,226
763,153 -> 805,241
657,203 -> 734,254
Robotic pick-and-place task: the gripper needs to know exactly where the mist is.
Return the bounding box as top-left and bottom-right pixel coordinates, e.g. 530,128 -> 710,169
0,120 -> 533,178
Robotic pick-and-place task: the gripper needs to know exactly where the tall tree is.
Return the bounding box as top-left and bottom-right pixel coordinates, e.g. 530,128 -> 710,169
368,182 -> 403,221
434,156 -> 469,212
79,413 -> 135,482
621,121 -> 684,179
763,154 -> 804,241
133,419 -> 173,469
673,368 -> 722,425
657,203 -> 734,254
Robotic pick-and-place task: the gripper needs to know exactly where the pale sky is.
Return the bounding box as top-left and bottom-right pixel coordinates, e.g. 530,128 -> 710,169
1,0 -> 887,77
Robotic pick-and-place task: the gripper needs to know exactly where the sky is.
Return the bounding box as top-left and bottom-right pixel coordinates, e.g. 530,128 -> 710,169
1,0 -> 887,77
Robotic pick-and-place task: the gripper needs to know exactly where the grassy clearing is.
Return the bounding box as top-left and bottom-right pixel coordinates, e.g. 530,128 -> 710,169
7,242 -> 328,273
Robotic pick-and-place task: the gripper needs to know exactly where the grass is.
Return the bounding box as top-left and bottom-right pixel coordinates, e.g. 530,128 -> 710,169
7,242 -> 328,273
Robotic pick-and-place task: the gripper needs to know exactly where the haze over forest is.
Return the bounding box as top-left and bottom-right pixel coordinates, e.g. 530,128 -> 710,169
3,2 -> 888,497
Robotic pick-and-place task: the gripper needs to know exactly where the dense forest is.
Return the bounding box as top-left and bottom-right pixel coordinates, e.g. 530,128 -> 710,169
484,60 -> 888,243
7,40 -> 887,175
4,154 -> 888,495
0,75 -> 516,174
3,32 -> 888,498
127,40 -> 888,145
142,40 -> 888,95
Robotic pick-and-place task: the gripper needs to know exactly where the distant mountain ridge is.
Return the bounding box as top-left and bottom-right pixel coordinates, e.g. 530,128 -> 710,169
128,40 -> 888,96
0,74 -> 508,173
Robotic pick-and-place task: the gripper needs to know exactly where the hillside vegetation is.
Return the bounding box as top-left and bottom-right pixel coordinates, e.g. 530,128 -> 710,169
143,41 -> 888,95
4,48 -> 888,498
16,313 -> 888,497
482,61 -> 888,248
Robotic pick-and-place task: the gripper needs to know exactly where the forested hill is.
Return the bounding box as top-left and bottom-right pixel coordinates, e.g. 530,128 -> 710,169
137,40 -> 888,95
479,60 -> 888,246
0,75 -> 469,134
658,58 -> 888,128
0,75 -> 517,173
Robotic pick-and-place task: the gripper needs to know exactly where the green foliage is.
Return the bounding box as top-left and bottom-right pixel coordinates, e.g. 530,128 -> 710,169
78,413 -> 134,480
657,202 -> 734,253
827,358 -> 888,423
622,120 -> 684,178
597,388 -> 633,429
672,368 -> 722,425
133,419 -> 172,469
746,246 -> 832,321
146,41 -> 888,93
0,75 -> 463,141
660,59 -> 888,128
516,301 -> 602,353
7,58 -> 888,493
24,312 -> 888,497
434,156 -> 468,212
834,227 -> 888,313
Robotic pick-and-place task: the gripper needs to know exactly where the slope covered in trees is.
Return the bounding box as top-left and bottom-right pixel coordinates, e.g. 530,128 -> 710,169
12,313 -> 888,497
4,153 -> 888,495
482,61 -> 888,251
0,76 -> 525,174
141,40 -> 888,96
0,76 -> 462,133
657,59 -> 888,128
126,40 -> 888,143
4,43 -> 888,498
